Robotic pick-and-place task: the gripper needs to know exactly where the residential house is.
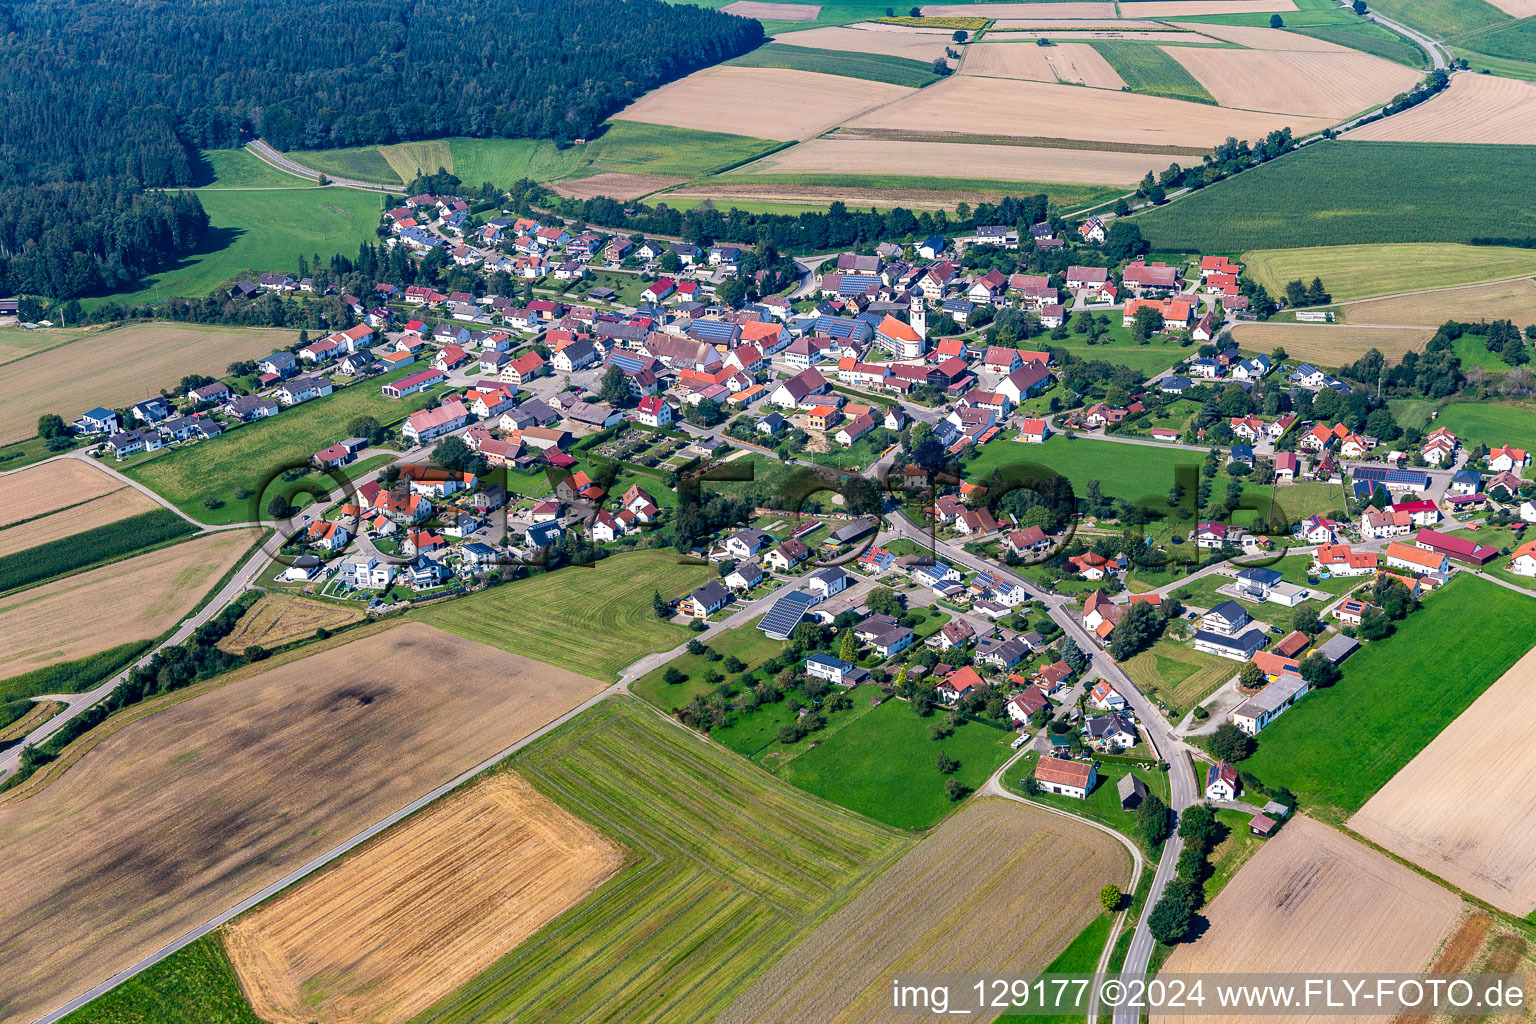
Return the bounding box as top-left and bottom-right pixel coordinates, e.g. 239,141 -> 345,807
1034,757 -> 1096,800
1385,541 -> 1450,575
1205,761 -> 1240,801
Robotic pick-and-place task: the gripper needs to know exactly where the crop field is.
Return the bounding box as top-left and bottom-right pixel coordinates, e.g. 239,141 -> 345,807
0,640 -> 154,734
0,529 -> 259,677
724,0 -> 820,17
0,322 -> 298,446
847,75 -> 1332,148
415,549 -> 712,681
919,2 -> 1115,15
0,485 -> 161,557
1165,46 -> 1418,118
1119,0 -> 1295,13
1364,0 -> 1511,41
1044,42 -> 1131,87
1156,817 -> 1462,1024
1464,17 -> 1536,63
1351,646 -> 1536,915
377,139 -> 455,181
679,170 -> 1119,210
734,137 -> 1174,184
216,592 -> 365,652
959,40 -> 1055,79
1349,71 -> 1536,143
1134,141 -> 1536,249
0,325 -> 91,367
775,22 -> 954,60
1229,322 -> 1434,364
775,698 -> 1013,829
411,698 -> 909,1024
0,507 -> 194,594
613,66 -> 914,141
0,458 -> 130,527
721,799 -> 1130,1024
126,367 -> 438,525
1433,400 -> 1536,453
91,186 -> 384,309
1346,276 -> 1536,327
0,622 -> 606,1024
1245,242 -> 1536,303
227,773 -> 625,1024
1089,41 -> 1215,103
1241,575 -> 1536,818
550,172 -> 687,200
727,42 -> 939,85
58,936 -> 264,1024
1121,639 -> 1235,711
289,144 -> 400,183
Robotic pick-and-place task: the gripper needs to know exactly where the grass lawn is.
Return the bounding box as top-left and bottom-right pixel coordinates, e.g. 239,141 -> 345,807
1162,0 -> 1426,66
84,186 -> 384,309
725,42 -> 938,86
1121,639 -> 1235,712
1134,142 -> 1536,251
1362,0 -> 1511,41
1204,807 -> 1264,903
776,697 -> 1014,829
1434,400 -> 1536,457
630,615 -> 785,712
1243,243 -> 1536,304
126,367 -> 440,524
1447,525 -> 1535,591
808,432 -> 895,471
416,698 -> 908,1023
58,936 -> 261,1024
1012,750 -> 1171,854
995,911 -> 1116,1024
194,148 -> 310,188
1089,41 -> 1215,104
1388,398 -> 1436,432
414,550 -> 713,681
1052,334 -> 1190,376
1453,334 -> 1515,372
1242,574 -> 1536,819
966,433 -> 1200,506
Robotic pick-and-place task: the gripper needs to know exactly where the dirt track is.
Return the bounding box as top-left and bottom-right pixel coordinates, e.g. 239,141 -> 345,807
0,623 -> 606,1024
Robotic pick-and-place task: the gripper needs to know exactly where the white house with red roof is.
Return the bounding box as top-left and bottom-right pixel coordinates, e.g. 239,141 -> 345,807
1019,417 -> 1049,444
636,395 -> 672,428
1205,761 -> 1240,801
1489,445 -> 1531,473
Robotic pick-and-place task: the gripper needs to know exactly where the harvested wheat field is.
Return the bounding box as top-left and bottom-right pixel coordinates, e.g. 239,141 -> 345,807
1230,322 -> 1432,363
1181,21 -> 1351,49
1003,29 -> 1217,40
1120,0 -> 1294,14
1155,817 -> 1462,1024
0,485 -> 161,557
1045,42 -> 1127,87
776,24 -> 955,60
1348,73 -> 1536,144
217,592 -> 365,652
0,622 -> 607,1024
987,18 -> 1164,29
848,75 -> 1332,147
1167,47 -> 1420,119
0,323 -> 297,446
724,0 -> 819,17
1351,647 -> 1536,916
960,41 -> 1056,79
551,172 -> 685,200
1487,0 -> 1536,15
226,772 -> 625,1024
735,137 -> 1170,183
612,67 -> 913,142
0,458 -> 128,528
0,529 -> 259,676
722,798 -> 1129,1024
1346,277 -> 1536,327
673,181 -> 1015,209
920,1 -> 1115,14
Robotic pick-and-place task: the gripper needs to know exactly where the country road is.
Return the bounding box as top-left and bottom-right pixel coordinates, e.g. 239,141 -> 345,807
244,139 -> 398,192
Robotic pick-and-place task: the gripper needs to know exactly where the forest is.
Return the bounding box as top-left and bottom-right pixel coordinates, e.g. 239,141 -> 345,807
0,0 -> 762,300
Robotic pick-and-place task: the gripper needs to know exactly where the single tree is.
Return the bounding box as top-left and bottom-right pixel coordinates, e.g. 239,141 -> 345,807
266,495 -> 292,520
653,590 -> 669,618
1138,792 -> 1171,847
598,364 -> 631,406
1100,883 -> 1123,912
936,751 -> 959,773
1239,661 -> 1266,690
1177,803 -> 1221,851
1148,893 -> 1194,944
1209,722 -> 1255,763
1270,12 -> 1284,26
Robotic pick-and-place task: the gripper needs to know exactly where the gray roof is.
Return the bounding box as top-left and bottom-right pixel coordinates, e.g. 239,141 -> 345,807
1117,773 -> 1148,801
829,517 -> 876,544
1206,600 -> 1250,625
1318,633 -> 1359,664
1233,669 -> 1308,717
691,580 -> 730,606
1193,628 -> 1266,658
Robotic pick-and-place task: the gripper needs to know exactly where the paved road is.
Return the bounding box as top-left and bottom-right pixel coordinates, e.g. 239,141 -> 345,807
245,139 -> 398,192
883,512 -> 1196,1006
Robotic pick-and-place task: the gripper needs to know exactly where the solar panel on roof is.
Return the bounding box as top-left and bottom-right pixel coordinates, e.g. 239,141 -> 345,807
759,590 -> 817,639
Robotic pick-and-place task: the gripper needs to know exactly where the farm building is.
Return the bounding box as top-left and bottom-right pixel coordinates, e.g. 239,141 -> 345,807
1034,757 -> 1096,800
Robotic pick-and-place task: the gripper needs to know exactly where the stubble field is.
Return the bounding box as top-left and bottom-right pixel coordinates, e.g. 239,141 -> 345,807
1154,816 -> 1463,1024
776,23 -> 954,60
0,323 -> 297,446
0,486 -> 162,557
0,458 -> 132,527
1244,241 -> 1536,302
225,772 -> 626,1024
720,798 -> 1129,1024
723,0 -> 819,18
732,137 -> 1173,183
215,592 -> 365,652
1166,47 -> 1420,119
1228,322 -> 1434,363
919,2 -> 1115,14
1345,276 -> 1536,326
611,66 -> 914,141
1350,646 -> 1536,915
1046,42 -> 1130,87
1119,0 -> 1295,12
0,528 -> 259,676
1347,72 -> 1536,144
0,623 -> 607,1024
409,698 -> 909,1024
846,75 -> 1333,148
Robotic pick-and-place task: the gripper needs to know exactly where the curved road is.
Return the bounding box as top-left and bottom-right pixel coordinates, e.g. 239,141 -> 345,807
245,139 -> 398,192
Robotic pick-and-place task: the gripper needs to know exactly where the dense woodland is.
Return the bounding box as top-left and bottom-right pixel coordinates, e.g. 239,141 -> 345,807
0,0 -> 761,300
